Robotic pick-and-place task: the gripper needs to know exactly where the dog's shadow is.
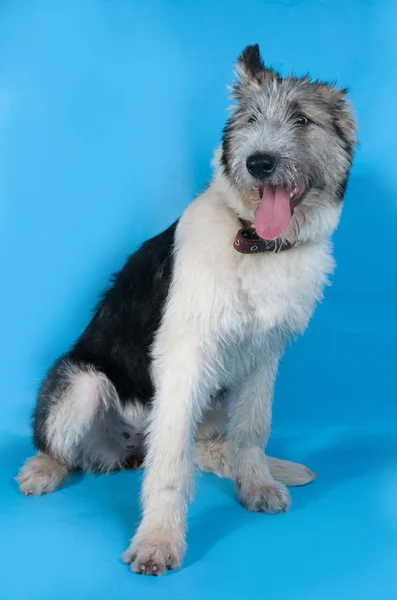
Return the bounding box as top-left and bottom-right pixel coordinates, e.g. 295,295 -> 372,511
184,427 -> 397,566
4,434 -> 142,531
6,428 -> 397,569
281,428 -> 397,510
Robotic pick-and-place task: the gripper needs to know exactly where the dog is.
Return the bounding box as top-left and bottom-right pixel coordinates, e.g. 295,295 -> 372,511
17,44 -> 357,575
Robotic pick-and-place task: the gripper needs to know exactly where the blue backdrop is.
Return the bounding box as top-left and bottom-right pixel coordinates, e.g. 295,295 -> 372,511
1,1 -> 396,598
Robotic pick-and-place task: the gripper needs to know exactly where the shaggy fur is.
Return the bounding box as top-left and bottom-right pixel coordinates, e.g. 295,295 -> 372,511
17,44 -> 357,576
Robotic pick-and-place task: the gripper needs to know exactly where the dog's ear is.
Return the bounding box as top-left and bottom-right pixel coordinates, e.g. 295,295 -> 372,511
238,45 -> 265,81
317,83 -> 358,147
334,96 -> 358,148
231,44 -> 280,102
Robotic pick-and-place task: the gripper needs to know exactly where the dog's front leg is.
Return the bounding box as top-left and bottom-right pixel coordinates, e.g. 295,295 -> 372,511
228,351 -> 291,514
123,334 -> 211,575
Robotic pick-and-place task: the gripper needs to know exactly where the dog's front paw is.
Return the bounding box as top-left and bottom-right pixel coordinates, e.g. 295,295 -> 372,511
237,479 -> 291,514
122,530 -> 185,576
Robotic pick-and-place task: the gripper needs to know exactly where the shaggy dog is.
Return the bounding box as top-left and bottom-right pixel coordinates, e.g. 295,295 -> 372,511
18,44 -> 357,575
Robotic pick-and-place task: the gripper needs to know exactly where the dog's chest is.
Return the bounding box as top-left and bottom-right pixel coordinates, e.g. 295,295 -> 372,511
212,244 -> 333,386
231,243 -> 334,334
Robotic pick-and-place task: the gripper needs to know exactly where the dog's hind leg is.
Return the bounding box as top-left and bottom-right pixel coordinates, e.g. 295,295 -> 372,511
195,435 -> 316,486
17,356 -> 140,496
195,406 -> 316,486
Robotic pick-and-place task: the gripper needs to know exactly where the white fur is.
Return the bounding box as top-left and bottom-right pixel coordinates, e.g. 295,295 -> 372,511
124,157 -> 337,575
44,363 -> 148,471
120,403 -> 149,433
46,366 -> 104,460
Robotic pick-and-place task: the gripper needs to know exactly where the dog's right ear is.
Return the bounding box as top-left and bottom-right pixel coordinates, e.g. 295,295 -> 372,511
238,45 -> 265,80
231,44 -> 280,102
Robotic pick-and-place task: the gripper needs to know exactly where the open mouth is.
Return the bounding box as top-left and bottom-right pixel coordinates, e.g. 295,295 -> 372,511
255,184 -> 307,241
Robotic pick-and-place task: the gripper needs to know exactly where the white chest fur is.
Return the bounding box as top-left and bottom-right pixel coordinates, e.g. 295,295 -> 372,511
152,190 -> 335,391
235,241 -> 335,334
176,192 -> 334,333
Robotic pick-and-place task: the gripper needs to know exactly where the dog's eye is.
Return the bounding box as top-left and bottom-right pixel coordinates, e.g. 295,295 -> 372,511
295,114 -> 309,125
248,115 -> 258,124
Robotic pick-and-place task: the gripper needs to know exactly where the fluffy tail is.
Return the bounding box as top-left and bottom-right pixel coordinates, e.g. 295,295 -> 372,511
267,456 -> 317,486
195,438 -> 317,486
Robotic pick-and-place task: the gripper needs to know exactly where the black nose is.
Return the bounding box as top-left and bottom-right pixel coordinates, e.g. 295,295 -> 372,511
246,153 -> 277,179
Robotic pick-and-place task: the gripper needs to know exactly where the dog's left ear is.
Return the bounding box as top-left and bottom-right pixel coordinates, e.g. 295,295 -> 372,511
317,84 -> 358,148
231,44 -> 280,102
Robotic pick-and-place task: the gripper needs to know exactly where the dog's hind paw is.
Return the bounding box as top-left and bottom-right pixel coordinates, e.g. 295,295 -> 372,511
16,453 -> 68,496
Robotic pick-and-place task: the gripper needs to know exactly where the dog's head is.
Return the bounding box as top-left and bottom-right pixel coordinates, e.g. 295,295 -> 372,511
219,44 -> 358,242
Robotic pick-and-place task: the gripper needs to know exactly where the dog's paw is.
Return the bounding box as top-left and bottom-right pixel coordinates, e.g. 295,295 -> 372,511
237,479 -> 291,514
16,454 -> 68,496
122,531 -> 185,576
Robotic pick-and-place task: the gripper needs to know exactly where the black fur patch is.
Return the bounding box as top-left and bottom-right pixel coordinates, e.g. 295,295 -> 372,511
238,44 -> 264,77
335,172 -> 350,201
33,220 -> 178,454
33,355 -> 80,450
332,119 -> 353,156
220,118 -> 235,178
331,118 -> 354,200
70,221 -> 178,403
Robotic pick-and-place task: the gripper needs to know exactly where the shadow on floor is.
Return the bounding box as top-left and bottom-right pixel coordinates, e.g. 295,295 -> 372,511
2,426 -> 397,569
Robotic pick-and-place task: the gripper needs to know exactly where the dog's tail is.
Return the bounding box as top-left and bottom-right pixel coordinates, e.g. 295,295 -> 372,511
196,438 -> 316,486
267,456 -> 317,486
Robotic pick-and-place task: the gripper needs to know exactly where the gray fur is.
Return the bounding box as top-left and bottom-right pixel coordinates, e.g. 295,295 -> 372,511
222,44 -> 357,239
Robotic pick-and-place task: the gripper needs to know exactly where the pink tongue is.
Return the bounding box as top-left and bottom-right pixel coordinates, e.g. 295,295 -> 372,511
254,185 -> 292,240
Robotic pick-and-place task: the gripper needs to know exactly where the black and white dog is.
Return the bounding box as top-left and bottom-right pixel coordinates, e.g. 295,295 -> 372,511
18,45 -> 357,575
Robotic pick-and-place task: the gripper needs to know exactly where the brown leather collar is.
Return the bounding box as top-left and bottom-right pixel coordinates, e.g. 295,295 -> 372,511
233,219 -> 294,254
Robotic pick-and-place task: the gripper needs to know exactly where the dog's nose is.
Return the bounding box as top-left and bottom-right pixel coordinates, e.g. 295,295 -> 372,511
246,153 -> 277,179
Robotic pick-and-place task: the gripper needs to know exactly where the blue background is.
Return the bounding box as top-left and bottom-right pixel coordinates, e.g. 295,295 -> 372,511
1,0 -> 396,598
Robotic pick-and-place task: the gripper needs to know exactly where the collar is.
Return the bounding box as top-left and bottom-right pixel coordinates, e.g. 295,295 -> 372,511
233,219 -> 295,254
